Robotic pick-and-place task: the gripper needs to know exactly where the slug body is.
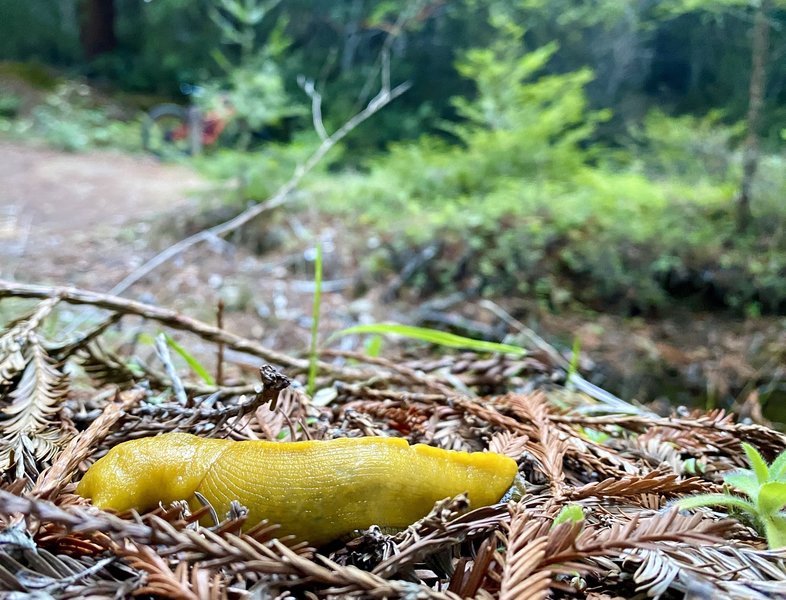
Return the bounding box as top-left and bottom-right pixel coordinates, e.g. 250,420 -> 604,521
77,433 -> 517,545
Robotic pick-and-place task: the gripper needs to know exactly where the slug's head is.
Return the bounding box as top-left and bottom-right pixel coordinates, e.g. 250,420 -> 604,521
77,433 -> 231,513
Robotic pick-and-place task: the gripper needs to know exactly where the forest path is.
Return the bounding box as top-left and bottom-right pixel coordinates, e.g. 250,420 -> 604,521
0,139 -> 207,286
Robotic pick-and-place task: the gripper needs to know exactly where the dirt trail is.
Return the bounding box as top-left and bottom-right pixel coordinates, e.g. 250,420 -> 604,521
0,140 -> 207,285
0,138 -> 339,362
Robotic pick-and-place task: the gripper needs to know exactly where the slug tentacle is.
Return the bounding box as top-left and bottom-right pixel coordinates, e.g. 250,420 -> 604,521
77,433 -> 518,545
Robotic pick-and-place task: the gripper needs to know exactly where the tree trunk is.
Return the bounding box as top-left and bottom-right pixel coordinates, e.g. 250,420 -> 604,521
737,0 -> 770,232
80,0 -> 117,59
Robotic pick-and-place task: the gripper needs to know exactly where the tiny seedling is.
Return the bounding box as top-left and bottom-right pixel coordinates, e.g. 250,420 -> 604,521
553,504 -> 584,528
306,243 -> 323,397
677,442 -> 786,548
139,331 -> 215,385
565,335 -> 581,389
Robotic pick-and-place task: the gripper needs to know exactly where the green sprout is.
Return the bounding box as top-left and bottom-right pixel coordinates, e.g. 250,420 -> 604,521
553,504 -> 584,528
677,442 -> 786,549
306,243 -> 323,398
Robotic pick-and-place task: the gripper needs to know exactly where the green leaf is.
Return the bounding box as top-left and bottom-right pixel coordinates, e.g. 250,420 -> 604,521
163,334 -> 215,386
723,471 -> 760,499
579,427 -> 609,444
553,504 -> 584,527
332,324 -> 527,356
677,494 -> 757,515
768,450 -> 786,481
757,482 -> 786,516
364,334 -> 383,358
683,458 -> 704,475
742,443 -> 770,484
763,515 -> 786,549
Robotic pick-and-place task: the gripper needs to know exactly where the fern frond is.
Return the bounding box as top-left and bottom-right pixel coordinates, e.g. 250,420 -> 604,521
78,342 -> 139,387
578,510 -> 728,559
0,299 -> 59,385
570,471 -> 709,500
0,336 -> 68,480
499,508 -> 552,600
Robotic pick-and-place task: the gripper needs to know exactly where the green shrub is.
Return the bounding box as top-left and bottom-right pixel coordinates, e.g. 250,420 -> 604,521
2,81 -> 141,152
311,16 -> 786,314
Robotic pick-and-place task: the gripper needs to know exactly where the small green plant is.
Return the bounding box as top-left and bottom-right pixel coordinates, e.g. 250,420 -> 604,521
565,335 -> 581,389
138,332 -> 215,385
677,443 -> 786,548
306,243 -> 323,397
553,504 -> 584,528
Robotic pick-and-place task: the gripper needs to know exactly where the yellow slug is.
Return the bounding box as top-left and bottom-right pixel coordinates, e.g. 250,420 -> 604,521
76,433 -> 517,545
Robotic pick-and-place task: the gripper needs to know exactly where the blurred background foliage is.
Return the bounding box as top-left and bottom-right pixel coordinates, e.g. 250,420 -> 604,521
1,0 -> 785,316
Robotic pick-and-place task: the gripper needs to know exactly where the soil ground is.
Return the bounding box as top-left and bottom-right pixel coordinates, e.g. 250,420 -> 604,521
1,138 -> 784,422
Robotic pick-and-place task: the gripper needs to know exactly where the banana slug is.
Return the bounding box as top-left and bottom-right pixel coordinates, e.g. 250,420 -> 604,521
76,433 -> 517,545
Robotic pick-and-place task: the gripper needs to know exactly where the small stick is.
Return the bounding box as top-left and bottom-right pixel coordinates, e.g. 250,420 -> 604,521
216,299 -> 225,387
155,333 -> 187,405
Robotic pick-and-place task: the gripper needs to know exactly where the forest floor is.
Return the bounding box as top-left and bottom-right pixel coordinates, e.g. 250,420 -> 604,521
1,138 -> 784,423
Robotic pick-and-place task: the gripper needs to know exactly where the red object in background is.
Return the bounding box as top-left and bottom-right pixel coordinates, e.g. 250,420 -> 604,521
168,111 -> 228,146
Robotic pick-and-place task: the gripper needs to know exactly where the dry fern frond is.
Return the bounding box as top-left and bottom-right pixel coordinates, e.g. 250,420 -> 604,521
120,540 -> 199,600
0,337 -> 68,481
498,393 -> 571,495
568,471 -> 711,500
78,342 -> 139,388
0,299 -> 59,384
631,547 -> 682,597
488,431 -> 529,459
0,543 -> 127,597
374,502 -> 513,580
454,533 -> 503,597
626,541 -> 786,599
498,508 -> 552,600
32,389 -> 145,500
545,509 -> 731,569
663,543 -> 786,584
627,435 -> 705,475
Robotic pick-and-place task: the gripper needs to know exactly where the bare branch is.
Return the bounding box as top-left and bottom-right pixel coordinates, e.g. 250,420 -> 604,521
106,81 -> 410,298
298,75 -> 329,142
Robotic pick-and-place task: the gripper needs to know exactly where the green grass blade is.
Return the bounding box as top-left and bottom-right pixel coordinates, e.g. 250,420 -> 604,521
566,335 -> 581,387
164,333 -> 215,385
364,334 -> 383,357
139,331 -> 215,385
332,323 -> 527,356
307,243 -> 323,397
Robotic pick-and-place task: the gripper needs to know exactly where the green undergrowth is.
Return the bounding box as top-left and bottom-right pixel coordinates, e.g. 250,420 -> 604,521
314,159 -> 786,315
306,20 -> 786,316
0,78 -> 141,152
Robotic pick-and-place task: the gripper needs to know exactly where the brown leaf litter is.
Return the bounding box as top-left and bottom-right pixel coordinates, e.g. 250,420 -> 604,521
0,280 -> 785,599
